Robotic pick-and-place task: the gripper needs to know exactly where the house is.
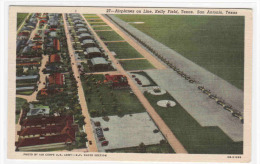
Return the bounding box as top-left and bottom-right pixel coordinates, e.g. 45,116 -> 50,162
31,45 -> 42,50
73,20 -> 84,25
104,74 -> 129,89
48,19 -> 59,28
53,39 -> 60,51
74,24 -> 85,29
48,73 -> 64,86
16,115 -> 79,151
81,39 -> 96,48
16,75 -> 39,83
84,47 -> 103,59
76,28 -> 88,35
26,105 -> 50,117
89,57 -> 111,72
17,62 -> 41,67
16,86 -> 35,92
78,33 -> 92,41
49,31 -> 57,38
72,16 -> 81,21
49,54 -> 61,63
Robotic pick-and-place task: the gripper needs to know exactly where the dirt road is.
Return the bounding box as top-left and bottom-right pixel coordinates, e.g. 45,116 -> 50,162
62,14 -> 98,152
81,14 -> 188,154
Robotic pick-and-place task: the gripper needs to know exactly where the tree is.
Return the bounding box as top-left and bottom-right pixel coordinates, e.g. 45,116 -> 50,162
77,115 -> 86,127
138,142 -> 146,153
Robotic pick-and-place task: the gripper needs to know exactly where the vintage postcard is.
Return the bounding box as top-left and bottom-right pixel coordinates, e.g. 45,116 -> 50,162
8,6 -> 252,163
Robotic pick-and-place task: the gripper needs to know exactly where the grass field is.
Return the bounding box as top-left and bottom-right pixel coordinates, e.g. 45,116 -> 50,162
17,13 -> 28,28
83,14 -> 99,18
81,74 -> 146,117
144,91 -> 243,154
96,31 -> 123,41
87,19 -> 104,22
106,42 -> 143,59
16,98 -> 27,123
116,15 -> 244,90
120,59 -> 155,71
89,22 -> 107,26
93,26 -> 112,30
16,90 -> 35,95
107,143 -> 175,154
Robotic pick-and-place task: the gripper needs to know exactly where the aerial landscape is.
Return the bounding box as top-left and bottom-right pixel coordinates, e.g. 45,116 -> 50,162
15,12 -> 244,154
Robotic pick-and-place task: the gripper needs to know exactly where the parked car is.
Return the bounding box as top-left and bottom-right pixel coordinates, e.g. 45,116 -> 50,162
101,141 -> 109,146
99,137 -> 105,141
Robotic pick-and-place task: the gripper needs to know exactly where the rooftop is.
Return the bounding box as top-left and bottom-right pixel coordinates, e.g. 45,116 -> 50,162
90,57 -> 109,65
86,47 -> 101,54
16,75 -> 39,80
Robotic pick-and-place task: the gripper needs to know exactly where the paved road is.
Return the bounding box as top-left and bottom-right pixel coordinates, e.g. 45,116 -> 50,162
99,15 -> 167,70
82,14 -> 188,154
62,14 -> 98,152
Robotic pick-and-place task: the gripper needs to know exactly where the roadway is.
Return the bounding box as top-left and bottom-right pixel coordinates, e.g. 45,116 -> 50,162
62,13 -> 98,152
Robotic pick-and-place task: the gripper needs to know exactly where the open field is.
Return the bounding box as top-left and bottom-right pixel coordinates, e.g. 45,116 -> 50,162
81,74 -> 146,117
116,15 -> 244,90
89,22 -> 107,26
143,91 -> 243,154
96,31 -> 123,41
17,13 -> 28,28
120,59 -> 155,71
93,26 -> 112,30
106,42 -> 143,59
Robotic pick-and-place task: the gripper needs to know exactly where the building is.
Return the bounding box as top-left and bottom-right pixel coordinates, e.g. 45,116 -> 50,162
49,31 -> 57,38
48,73 -> 64,86
16,75 -> 39,83
81,39 -> 96,48
48,17 -> 59,28
74,24 -> 85,29
16,86 -> 35,92
16,115 -> 79,151
53,38 -> 60,51
76,28 -> 88,35
73,20 -> 84,25
84,47 -> 103,58
78,33 -> 92,41
89,57 -> 111,72
26,105 -> 50,117
104,74 -> 130,89
49,54 -> 61,63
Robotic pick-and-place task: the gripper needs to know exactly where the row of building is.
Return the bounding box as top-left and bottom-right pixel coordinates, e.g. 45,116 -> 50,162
68,13 -> 114,72
16,13 -> 44,93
